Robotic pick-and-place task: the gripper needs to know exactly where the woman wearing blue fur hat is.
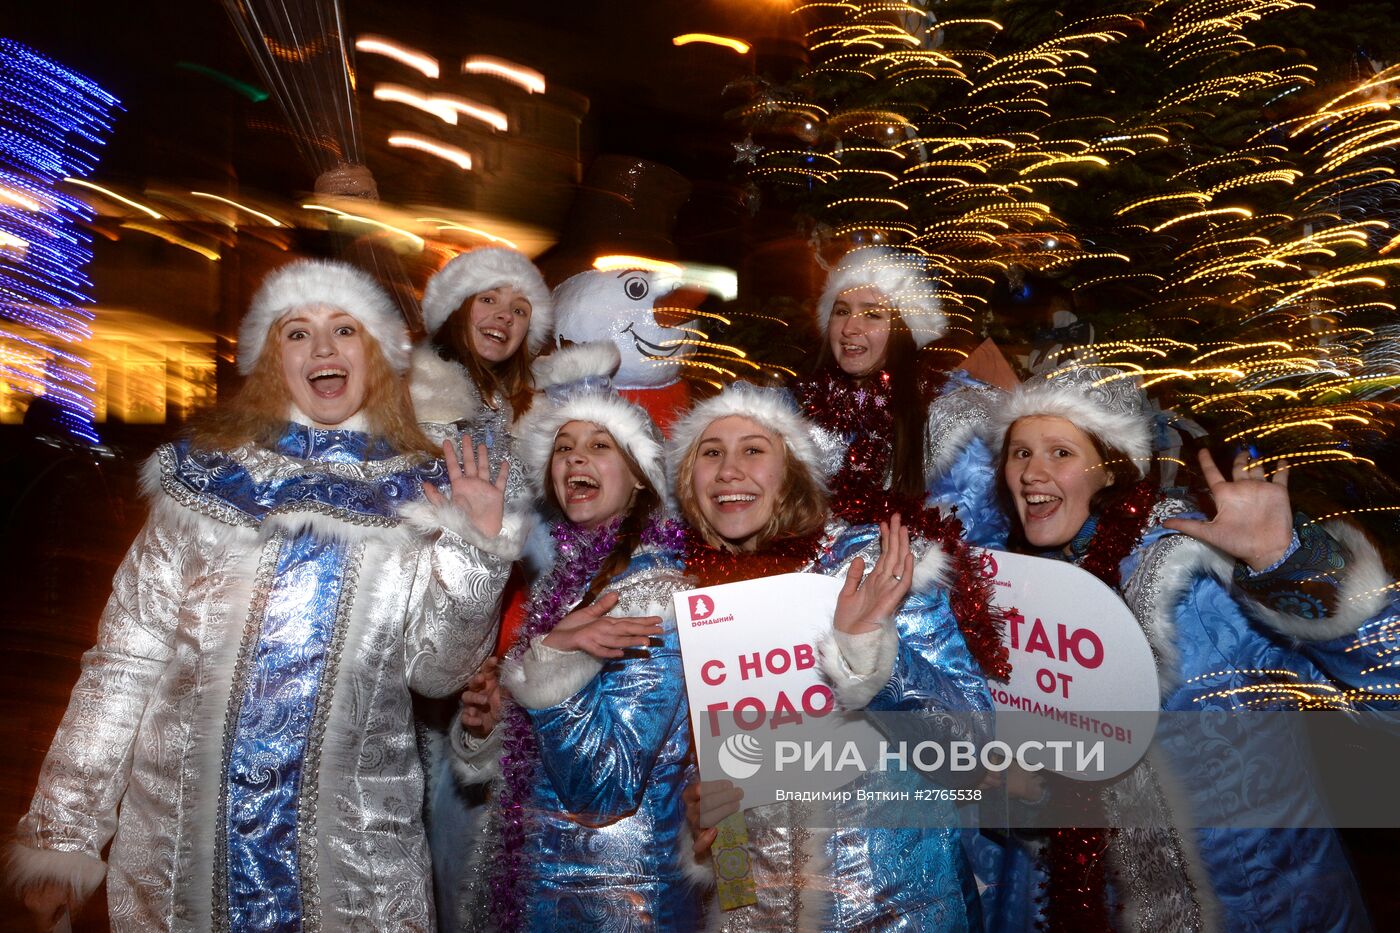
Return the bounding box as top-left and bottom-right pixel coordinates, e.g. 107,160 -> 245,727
10,259 -> 526,932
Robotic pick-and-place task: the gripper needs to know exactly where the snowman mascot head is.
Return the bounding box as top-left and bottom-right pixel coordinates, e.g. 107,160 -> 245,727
552,267 -> 694,388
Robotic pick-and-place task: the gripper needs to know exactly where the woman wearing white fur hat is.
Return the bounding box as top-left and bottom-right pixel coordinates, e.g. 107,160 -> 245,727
411,245 -> 553,446
792,245 -> 1008,549
443,342 -> 699,930
970,363 -> 1398,932
673,381 -> 992,931
10,259 -> 527,932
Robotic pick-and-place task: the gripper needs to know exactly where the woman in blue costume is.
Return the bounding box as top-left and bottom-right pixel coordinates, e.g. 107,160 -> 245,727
672,382 -> 993,932
790,245 -> 1008,548
10,259 -> 528,932
448,343 -> 699,931
971,363 -> 1399,932
407,247 -> 552,930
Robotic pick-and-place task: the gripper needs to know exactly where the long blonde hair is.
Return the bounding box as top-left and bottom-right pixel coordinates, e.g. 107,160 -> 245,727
190,323 -> 437,457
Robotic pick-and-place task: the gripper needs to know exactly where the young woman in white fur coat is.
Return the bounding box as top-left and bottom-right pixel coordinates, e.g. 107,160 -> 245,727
9,259 -> 526,932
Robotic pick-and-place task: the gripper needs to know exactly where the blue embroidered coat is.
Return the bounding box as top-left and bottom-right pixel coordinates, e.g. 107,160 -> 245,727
449,537 -> 698,930
699,520 -> 993,933
12,423 -> 523,932
971,500 -> 1399,933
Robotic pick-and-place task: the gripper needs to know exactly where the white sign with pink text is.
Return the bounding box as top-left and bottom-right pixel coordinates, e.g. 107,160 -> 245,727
674,573 -> 884,809
981,548 -> 1159,779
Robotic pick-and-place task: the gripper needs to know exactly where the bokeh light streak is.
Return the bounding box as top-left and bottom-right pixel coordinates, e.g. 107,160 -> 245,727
355,36 -> 438,79
0,40 -> 119,442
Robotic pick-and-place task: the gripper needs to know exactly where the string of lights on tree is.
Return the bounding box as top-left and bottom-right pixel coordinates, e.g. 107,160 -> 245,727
0,38 -> 119,443
735,0 -> 1400,519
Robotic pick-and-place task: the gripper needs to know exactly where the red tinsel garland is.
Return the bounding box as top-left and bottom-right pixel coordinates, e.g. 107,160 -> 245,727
1038,479 -> 1161,932
1076,481 -> 1161,589
792,367 -> 1012,681
682,529 -> 828,588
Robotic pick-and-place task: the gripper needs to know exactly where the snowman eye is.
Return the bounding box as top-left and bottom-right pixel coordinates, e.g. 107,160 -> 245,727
624,276 -> 649,301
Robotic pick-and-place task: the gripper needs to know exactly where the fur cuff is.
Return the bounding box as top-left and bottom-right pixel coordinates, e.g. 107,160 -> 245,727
4,842 -> 106,904
409,346 -> 482,426
401,499 -> 533,561
818,619 -> 899,709
500,636 -> 604,710
910,540 -> 951,592
1242,520 -> 1393,643
677,822 -> 717,890
447,718 -> 502,784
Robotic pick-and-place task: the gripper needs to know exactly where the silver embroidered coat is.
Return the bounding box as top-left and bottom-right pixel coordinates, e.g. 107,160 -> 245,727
11,423 -> 525,932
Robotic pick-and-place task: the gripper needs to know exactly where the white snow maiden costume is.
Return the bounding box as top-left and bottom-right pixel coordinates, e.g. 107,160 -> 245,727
10,260 -> 526,932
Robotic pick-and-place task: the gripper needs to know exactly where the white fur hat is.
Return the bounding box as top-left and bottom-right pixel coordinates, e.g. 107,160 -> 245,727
817,246 -> 946,348
994,365 -> 1153,479
421,247 -> 553,353
666,382 -> 835,491
239,259 -> 410,375
515,342 -> 668,502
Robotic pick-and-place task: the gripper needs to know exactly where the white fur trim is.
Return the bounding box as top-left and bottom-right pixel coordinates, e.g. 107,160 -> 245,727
531,341 -> 621,391
447,718 -> 502,785
666,382 -> 830,488
676,822 -> 717,889
817,246 -> 946,348
1239,520 -> 1393,642
818,619 -> 899,710
993,371 -> 1153,479
408,346 -> 483,426
499,636 -> 604,710
911,541 -> 950,592
1127,533 -> 1227,699
515,391 -> 668,502
239,259 -> 410,374
399,499 -> 532,561
421,247 -> 553,353
4,842 -> 107,904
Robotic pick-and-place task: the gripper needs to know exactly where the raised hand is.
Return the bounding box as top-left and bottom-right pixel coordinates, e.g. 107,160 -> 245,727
460,656 -> 503,739
833,514 -> 915,636
683,778 -> 744,858
542,591 -> 663,660
423,439 -> 509,540
1163,448 -> 1294,571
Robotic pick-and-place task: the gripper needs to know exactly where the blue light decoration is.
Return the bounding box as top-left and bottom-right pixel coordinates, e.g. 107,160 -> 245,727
0,38 -> 120,443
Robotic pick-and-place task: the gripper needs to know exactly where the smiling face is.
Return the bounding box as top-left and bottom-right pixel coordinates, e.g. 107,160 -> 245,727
688,415 -> 788,552
828,285 -> 894,380
277,303 -> 370,428
464,285 -> 532,364
1004,415 -> 1112,549
550,420 -> 642,529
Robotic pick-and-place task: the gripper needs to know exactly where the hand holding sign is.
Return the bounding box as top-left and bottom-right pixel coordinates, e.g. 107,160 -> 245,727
684,778 -> 744,858
834,516 -> 915,636
542,590 -> 663,659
